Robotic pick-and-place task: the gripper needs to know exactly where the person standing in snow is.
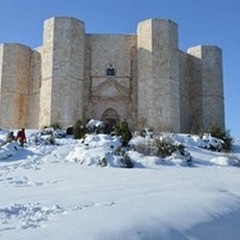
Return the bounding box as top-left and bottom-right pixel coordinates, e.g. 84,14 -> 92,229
16,128 -> 27,147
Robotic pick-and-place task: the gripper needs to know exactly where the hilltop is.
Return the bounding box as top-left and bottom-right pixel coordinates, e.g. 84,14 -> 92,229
0,128 -> 240,240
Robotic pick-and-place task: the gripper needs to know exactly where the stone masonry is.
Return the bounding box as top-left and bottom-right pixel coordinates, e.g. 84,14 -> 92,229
0,17 -> 225,132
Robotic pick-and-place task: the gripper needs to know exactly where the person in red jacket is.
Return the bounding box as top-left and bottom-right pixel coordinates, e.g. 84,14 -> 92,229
16,128 -> 27,147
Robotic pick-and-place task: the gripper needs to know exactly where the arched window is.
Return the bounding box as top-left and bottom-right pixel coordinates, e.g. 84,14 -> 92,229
106,64 -> 115,76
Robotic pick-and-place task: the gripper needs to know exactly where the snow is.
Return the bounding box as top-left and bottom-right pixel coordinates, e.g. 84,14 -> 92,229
0,129 -> 240,239
86,119 -> 104,128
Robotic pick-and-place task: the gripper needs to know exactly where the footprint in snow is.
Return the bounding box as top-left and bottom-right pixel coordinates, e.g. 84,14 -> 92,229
0,203 -> 65,231
0,176 -> 63,188
0,201 -> 116,232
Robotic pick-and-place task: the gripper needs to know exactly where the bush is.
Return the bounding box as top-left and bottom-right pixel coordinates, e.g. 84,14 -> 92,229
114,147 -> 133,168
114,119 -> 132,146
120,153 -> 133,168
134,142 -> 154,156
193,124 -> 233,152
209,125 -> 233,152
154,138 -> 179,158
98,158 -> 107,167
31,132 -> 56,145
73,119 -> 87,139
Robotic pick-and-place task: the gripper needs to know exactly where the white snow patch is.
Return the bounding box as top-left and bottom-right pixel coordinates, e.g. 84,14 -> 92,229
0,130 -> 240,239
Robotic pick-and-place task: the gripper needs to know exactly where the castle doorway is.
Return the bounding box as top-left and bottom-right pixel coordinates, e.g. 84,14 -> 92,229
102,108 -> 119,131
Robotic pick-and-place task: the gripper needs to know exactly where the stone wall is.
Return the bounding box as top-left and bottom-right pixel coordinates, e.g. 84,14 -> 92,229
27,48 -> 42,128
85,34 -> 137,127
187,49 -> 203,131
179,50 -> 190,132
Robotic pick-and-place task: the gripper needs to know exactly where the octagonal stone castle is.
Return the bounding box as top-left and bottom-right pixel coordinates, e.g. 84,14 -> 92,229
0,17 -> 224,132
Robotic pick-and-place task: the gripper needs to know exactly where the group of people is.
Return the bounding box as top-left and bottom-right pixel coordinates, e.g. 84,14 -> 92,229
6,128 -> 27,147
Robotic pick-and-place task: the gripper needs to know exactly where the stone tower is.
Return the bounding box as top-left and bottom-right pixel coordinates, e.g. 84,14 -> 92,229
0,44 -> 31,128
188,46 -> 225,130
40,17 -> 85,127
137,19 -> 180,132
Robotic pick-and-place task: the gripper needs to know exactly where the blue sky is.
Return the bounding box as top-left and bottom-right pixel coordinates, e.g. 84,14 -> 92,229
0,0 -> 239,137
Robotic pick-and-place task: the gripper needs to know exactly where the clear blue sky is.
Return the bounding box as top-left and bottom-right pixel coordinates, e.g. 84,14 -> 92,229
0,0 -> 239,137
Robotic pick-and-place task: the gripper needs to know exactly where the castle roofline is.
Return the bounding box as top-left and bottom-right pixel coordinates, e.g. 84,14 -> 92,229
188,45 -> 222,50
0,42 -> 32,49
138,18 -> 177,26
44,16 -> 85,26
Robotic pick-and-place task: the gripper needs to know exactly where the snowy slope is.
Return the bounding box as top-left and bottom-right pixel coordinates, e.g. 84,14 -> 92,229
0,130 -> 240,240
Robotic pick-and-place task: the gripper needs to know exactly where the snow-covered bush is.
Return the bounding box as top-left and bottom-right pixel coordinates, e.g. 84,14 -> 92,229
209,126 -> 233,152
114,147 -> 133,168
154,137 -> 179,158
167,145 -> 192,166
28,132 -> 55,145
84,134 -> 121,150
86,119 -> 104,133
28,128 -> 66,145
53,129 -> 66,138
194,125 -> 233,152
199,134 -> 224,152
114,120 -> 132,146
130,134 -> 192,166
119,153 -> 133,168
73,119 -> 87,139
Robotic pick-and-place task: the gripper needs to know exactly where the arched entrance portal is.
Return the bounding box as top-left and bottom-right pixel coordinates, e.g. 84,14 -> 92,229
102,108 -> 119,130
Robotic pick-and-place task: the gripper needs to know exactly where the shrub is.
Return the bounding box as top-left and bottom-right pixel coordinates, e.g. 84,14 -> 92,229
114,119 -> 132,146
73,119 -> 87,139
134,142 -> 154,156
96,123 -> 112,135
98,158 -> 107,167
120,153 -> 133,168
209,125 -> 233,152
154,138 -> 178,158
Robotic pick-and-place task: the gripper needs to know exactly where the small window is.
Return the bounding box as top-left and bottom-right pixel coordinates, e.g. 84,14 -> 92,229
106,64 -> 115,76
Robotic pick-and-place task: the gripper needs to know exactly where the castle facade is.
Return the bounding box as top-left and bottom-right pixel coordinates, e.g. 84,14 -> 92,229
0,17 -> 225,132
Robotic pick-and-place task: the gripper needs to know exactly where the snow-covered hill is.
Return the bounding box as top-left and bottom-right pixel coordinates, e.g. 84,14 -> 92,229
0,129 -> 240,240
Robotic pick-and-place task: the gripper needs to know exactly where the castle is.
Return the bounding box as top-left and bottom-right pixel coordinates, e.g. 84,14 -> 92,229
0,17 -> 224,132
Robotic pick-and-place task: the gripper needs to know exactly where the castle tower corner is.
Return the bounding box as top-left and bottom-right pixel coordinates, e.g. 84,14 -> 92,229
0,43 -> 31,128
188,45 -> 225,131
137,19 -> 180,132
40,17 -> 85,128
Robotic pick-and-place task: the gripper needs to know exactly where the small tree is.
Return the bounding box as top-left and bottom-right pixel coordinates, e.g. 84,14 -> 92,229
114,119 -> 133,146
154,138 -> 178,158
73,119 -> 87,139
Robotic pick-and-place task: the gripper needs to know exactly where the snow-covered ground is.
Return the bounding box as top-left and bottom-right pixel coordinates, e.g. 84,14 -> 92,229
0,129 -> 240,240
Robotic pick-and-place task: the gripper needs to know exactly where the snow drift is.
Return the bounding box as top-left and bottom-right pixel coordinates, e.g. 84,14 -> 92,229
0,128 -> 240,240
